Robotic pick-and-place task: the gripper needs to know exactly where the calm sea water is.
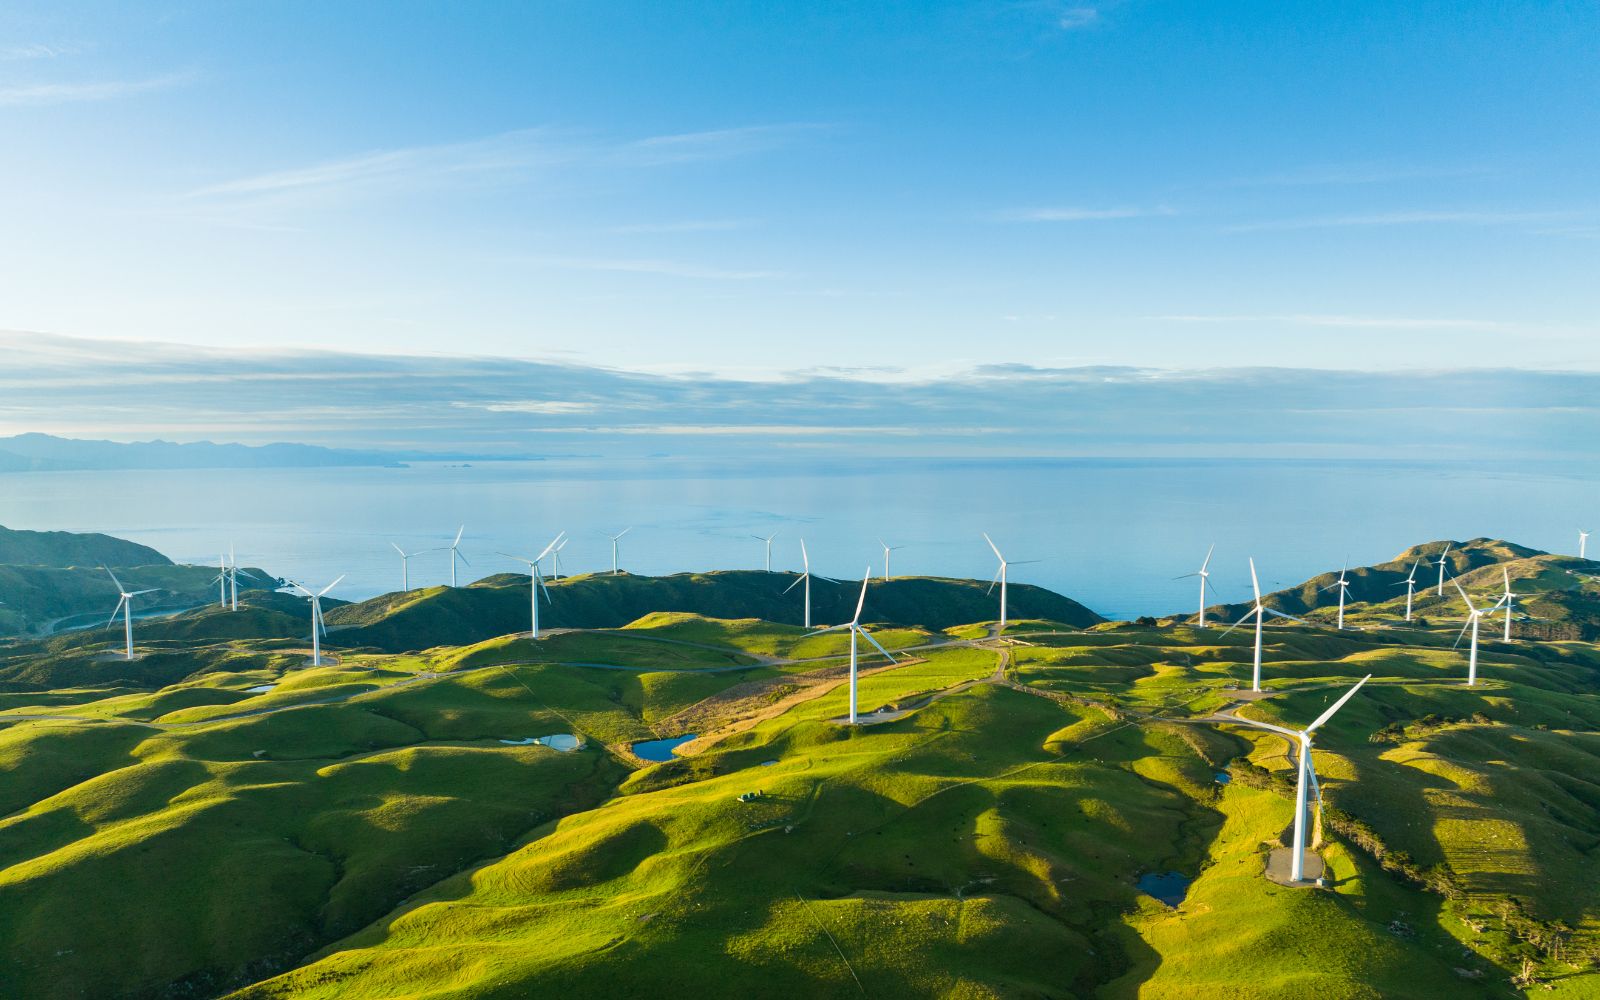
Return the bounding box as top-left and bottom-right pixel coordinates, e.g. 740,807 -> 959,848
0,457 -> 1590,620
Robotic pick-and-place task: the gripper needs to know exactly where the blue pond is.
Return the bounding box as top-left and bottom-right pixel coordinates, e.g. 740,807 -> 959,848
1137,871 -> 1194,907
632,734 -> 697,762
1215,770 -> 1232,784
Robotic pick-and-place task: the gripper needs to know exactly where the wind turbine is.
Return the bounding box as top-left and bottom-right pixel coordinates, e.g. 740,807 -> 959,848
447,526 -> 470,587
808,569 -> 897,725
1320,562 -> 1352,630
103,567 -> 157,661
1175,544 -> 1216,627
983,533 -> 1039,635
782,539 -> 837,628
877,538 -> 905,581
1495,568 -> 1520,643
289,576 -> 344,667
607,527 -> 631,576
1453,580 -> 1493,686
551,536 -> 570,580
225,544 -> 257,611
752,532 -> 779,572
1243,674 -> 1372,883
390,542 -> 439,593
1223,558 -> 1307,692
212,554 -> 229,608
500,532 -> 566,639
1435,543 -> 1452,597
1581,530 -> 1591,560
1393,559 -> 1421,622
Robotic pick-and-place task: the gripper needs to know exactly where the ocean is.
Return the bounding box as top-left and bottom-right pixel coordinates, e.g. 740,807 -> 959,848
0,457 -> 1589,620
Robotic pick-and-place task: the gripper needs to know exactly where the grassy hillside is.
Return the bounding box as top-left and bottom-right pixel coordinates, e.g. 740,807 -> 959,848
4,538 -> 1600,997
0,524 -> 170,568
322,569 -> 1104,653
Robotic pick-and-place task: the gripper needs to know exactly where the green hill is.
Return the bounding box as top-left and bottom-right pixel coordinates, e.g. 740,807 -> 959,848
0,524 -> 170,568
5,539 -> 1600,997
321,570 -> 1105,653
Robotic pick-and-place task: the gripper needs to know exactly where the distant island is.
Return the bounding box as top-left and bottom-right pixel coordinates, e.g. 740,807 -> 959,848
0,433 -> 405,472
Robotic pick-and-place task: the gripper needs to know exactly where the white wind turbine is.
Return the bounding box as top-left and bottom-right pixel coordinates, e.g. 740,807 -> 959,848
877,538 -> 905,581
1223,558 -> 1307,692
1242,674 -> 1372,883
103,567 -> 158,661
752,531 -> 779,572
225,544 -> 257,611
1495,567 -> 1520,643
607,527 -> 631,576
1175,544 -> 1217,627
1581,530 -> 1591,560
1453,580 -> 1493,686
808,569 -> 897,725
390,542 -> 440,593
212,554 -> 229,608
983,533 -> 1039,635
1435,543 -> 1452,597
447,525 -> 470,587
1320,562 -> 1352,630
783,539 -> 837,628
551,536 -> 570,579
500,532 -> 566,639
289,576 -> 344,667
1393,559 -> 1422,622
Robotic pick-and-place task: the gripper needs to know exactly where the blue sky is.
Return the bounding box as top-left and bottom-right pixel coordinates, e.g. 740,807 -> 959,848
0,1 -> 1595,375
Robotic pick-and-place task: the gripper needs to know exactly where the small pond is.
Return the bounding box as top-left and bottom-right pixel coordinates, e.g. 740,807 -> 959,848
1136,871 -> 1194,908
759,759 -> 779,767
498,734 -> 582,752
1215,770 -> 1232,784
245,684 -> 276,694
632,734 -> 697,762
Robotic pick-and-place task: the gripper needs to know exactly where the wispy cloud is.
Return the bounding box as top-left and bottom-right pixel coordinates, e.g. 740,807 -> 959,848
992,205 -> 1173,222
1149,313 -> 1508,330
1055,6 -> 1100,29
182,123 -> 824,209
0,43 -> 80,60
522,255 -> 788,280
0,72 -> 190,107
1231,162 -> 1498,187
1227,209 -> 1580,232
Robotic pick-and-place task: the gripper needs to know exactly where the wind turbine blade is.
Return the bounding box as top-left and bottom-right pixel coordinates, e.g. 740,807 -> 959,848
1201,543 -> 1214,574
1306,674 -> 1372,733
456,550 -> 472,567
1220,611 -> 1255,637
105,597 -> 126,628
103,565 -> 125,593
805,624 -> 849,637
1452,618 -> 1472,649
800,539 -> 809,571
319,574 -> 346,597
534,531 -> 565,562
859,626 -> 897,662
1452,579 -> 1476,611
617,527 -> 632,540
983,532 -> 1004,561
1010,559 -> 1042,566
782,574 -> 805,595
1264,608 -> 1309,625
390,542 -> 406,557
127,589 -> 160,597
1249,558 -> 1262,603
852,571 -> 869,624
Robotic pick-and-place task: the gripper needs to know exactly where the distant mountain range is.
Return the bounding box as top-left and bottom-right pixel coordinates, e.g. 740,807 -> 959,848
0,433 -> 403,471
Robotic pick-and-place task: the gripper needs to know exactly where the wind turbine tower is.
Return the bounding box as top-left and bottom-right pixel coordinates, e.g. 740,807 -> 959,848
608,528 -> 631,576
808,570 -> 897,724
103,567 -> 157,661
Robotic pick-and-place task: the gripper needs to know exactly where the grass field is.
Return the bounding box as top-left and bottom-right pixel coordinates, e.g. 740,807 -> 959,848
4,550 -> 1600,997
